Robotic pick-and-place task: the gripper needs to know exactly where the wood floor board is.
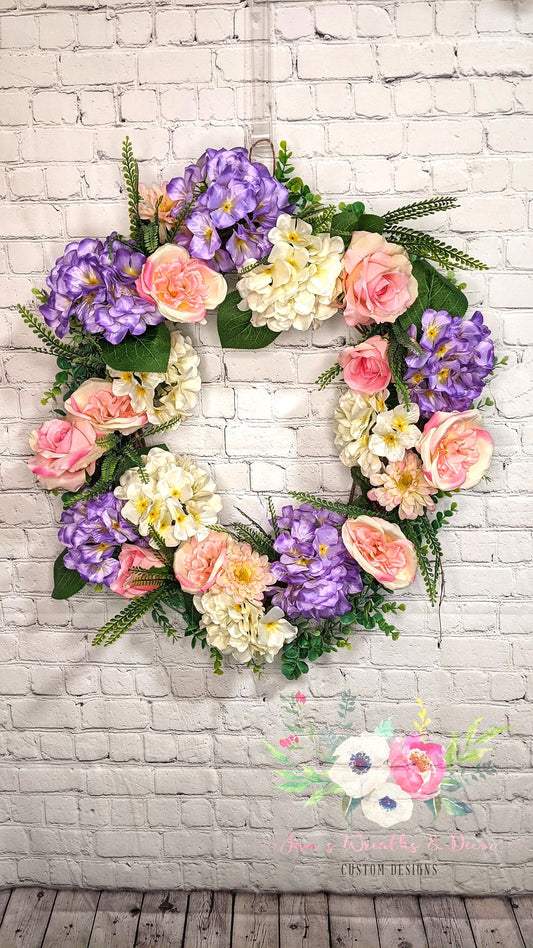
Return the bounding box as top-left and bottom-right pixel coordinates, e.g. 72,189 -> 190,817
465,896 -> 526,948
0,893 -> 11,929
0,887 -> 57,948
328,894 -> 380,948
279,893 -> 330,948
512,897 -> 533,948
182,890 -> 233,947
134,890 -> 188,947
419,896 -> 476,948
42,889 -> 100,948
375,895 -> 428,947
232,892 -> 279,948
87,890 -> 143,948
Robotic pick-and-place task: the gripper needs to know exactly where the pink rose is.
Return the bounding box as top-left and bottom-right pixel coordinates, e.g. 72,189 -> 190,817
173,530 -> 228,594
136,244 -> 227,324
389,734 -> 446,800
343,231 -> 418,327
109,544 -> 164,600
338,336 -> 392,395
419,409 -> 493,491
64,379 -> 147,435
28,417 -> 105,491
342,515 -> 417,590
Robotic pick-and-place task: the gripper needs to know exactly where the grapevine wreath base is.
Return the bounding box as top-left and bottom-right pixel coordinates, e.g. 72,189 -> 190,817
23,139 -> 503,680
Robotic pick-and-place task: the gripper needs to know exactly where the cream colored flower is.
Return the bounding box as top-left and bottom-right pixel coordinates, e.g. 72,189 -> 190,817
369,402 -> 421,462
115,447 -> 222,547
194,593 -> 297,666
108,330 -> 201,427
236,213 -> 344,333
334,388 -> 388,475
368,451 -> 436,520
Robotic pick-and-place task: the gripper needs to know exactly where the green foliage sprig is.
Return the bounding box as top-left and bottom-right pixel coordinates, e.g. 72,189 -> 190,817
384,226 -> 488,271
122,136 -> 142,247
382,196 -> 459,225
315,362 -> 342,390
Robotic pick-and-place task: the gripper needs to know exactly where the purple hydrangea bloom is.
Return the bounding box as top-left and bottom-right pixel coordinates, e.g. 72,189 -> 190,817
269,504 -> 363,622
59,492 -> 141,587
166,147 -> 291,272
40,234 -> 163,343
404,309 -> 495,416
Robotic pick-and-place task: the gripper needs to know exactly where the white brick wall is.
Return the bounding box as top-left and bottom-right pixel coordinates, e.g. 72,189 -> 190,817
1,0 -> 532,894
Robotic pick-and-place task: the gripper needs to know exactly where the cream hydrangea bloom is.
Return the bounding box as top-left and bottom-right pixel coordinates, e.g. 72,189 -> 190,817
194,594 -> 297,665
236,213 -> 344,332
114,447 -> 222,547
107,330 -> 201,426
334,388 -> 388,477
369,402 -> 421,463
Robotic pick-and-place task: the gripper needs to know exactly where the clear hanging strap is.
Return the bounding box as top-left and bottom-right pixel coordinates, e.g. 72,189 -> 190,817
245,0 -> 275,172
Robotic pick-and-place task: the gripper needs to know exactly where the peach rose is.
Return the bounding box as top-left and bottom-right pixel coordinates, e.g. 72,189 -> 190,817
109,544 -> 164,599
28,417 -> 106,491
64,379 -> 147,435
419,409 -> 493,491
343,231 -> 418,327
173,530 -> 228,594
136,244 -> 227,324
338,336 -> 391,395
342,515 -> 417,590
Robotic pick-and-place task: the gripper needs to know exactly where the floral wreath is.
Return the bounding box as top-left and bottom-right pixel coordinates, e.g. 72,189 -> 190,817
23,137 -> 504,680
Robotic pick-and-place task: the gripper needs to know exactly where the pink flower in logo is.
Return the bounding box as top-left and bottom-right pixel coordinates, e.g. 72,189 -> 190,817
295,692 -> 306,704
389,734 -> 446,801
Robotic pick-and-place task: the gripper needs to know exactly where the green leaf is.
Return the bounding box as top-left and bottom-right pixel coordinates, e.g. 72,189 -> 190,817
264,742 -> 291,763
217,291 -> 280,350
459,749 -> 491,765
441,797 -> 473,817
440,776 -> 462,793
341,795 -> 361,820
356,214 -> 384,234
374,717 -> 394,739
100,322 -> 171,373
419,259 -> 468,320
445,733 -> 458,767
52,550 -> 86,600
464,717 -> 483,748
304,786 -> 328,807
473,726 -> 508,745
330,209 -> 362,240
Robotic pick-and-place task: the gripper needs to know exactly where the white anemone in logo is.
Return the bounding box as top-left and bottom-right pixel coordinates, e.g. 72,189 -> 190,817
361,782 -> 414,828
328,733 -> 390,799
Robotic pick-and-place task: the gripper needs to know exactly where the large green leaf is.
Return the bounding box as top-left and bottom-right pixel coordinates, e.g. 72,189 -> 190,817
217,291 -> 280,350
399,258 -> 468,332
331,209 -> 363,241
356,213 -> 384,234
100,322 -> 171,373
52,550 -> 86,600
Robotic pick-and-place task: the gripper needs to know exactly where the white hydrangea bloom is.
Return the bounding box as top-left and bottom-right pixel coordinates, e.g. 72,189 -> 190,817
334,388 -> 388,476
107,330 -> 201,426
236,213 -> 344,333
194,594 -> 298,666
114,447 -> 221,547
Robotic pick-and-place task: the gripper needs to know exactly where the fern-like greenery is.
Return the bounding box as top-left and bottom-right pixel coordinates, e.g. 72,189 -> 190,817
92,586 -> 169,647
383,196 -> 459,225
315,362 -> 342,390
288,490 -> 373,520
122,136 -> 142,247
387,333 -> 411,410
18,305 -> 103,367
384,226 -> 488,271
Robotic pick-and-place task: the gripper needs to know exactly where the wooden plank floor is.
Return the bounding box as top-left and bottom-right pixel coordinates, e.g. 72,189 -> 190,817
0,889 -> 530,947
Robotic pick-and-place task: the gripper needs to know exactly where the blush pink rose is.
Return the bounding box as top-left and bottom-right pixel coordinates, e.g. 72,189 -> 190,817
136,244 -> 227,324
342,515 -> 417,590
28,417 -> 105,491
64,379 -> 147,435
419,409 -> 493,491
109,544 -> 164,599
343,231 -> 418,328
338,336 -> 392,395
389,734 -> 446,800
173,530 -> 228,594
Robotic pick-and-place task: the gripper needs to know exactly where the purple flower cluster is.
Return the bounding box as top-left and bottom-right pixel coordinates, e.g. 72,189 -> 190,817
166,147 -> 290,272
59,492 -> 141,586
404,309 -> 495,416
269,504 -> 362,622
40,234 -> 163,343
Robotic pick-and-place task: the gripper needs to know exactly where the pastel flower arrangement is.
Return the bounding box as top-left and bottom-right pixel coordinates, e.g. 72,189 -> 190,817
267,693 -> 507,826
21,138 -> 504,679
